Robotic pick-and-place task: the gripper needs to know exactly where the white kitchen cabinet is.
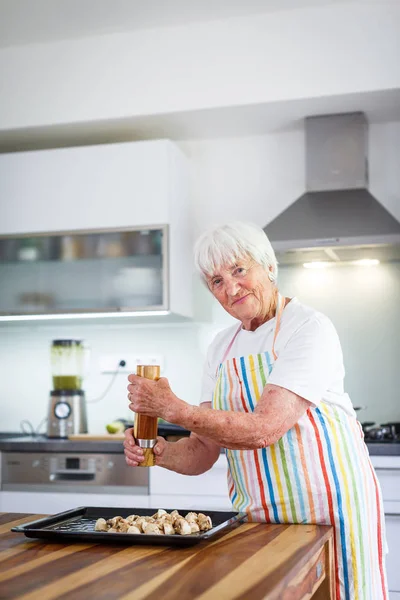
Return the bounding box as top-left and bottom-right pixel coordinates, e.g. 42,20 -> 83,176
371,456 -> 400,519
149,454 -> 231,511
371,456 -> 400,595
0,140 -> 186,234
0,140 -> 192,320
150,494 -> 232,512
0,491 -> 150,514
0,226 -> 167,316
385,515 -> 400,595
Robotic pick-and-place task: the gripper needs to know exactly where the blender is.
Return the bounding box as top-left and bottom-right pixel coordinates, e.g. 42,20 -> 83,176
46,339 -> 88,438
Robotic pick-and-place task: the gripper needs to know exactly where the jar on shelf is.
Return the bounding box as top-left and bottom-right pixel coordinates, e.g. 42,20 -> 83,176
17,238 -> 41,261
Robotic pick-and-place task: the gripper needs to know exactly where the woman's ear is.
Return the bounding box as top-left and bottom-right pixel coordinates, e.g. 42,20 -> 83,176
268,266 -> 276,282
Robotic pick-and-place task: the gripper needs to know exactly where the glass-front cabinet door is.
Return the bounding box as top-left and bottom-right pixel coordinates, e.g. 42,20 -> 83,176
0,226 -> 168,318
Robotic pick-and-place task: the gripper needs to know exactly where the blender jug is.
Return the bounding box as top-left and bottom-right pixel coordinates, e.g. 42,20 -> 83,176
51,339 -> 87,390
47,339 -> 89,438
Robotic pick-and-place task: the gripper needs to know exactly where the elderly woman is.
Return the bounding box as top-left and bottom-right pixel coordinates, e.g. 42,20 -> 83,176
124,221 -> 387,600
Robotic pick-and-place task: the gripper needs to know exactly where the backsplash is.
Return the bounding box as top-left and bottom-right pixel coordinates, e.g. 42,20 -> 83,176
0,322 -> 206,434
278,261 -> 400,425
0,262 -> 399,433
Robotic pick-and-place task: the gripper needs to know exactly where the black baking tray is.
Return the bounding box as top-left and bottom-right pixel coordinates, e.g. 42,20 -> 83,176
11,506 -> 247,547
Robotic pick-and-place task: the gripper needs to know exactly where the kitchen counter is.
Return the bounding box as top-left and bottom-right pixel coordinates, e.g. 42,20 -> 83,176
0,512 -> 334,599
1,435 -> 400,455
0,424 -> 191,454
363,441 -> 400,456
0,435 -> 125,454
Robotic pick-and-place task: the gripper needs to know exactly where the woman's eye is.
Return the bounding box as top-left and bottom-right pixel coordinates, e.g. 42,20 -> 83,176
234,268 -> 245,276
212,279 -> 222,287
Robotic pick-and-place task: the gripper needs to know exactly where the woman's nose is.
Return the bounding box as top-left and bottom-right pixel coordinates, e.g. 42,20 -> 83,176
225,278 -> 240,296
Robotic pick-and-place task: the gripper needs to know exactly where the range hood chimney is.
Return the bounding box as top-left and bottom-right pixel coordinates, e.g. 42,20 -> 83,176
264,112 -> 400,265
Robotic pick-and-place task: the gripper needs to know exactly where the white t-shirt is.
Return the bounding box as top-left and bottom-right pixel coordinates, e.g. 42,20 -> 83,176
201,297 -> 355,416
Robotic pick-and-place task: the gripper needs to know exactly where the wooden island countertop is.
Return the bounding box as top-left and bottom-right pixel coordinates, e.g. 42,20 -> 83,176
0,512 -> 334,600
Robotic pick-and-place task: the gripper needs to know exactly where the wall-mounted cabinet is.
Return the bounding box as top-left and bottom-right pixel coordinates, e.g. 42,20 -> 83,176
0,140 -> 192,321
0,226 -> 170,318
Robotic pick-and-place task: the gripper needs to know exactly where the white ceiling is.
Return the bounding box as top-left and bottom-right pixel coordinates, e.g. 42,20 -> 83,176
0,0 -> 380,48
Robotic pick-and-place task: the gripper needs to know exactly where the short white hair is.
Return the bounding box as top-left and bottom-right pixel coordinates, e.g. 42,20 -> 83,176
193,221 -> 278,282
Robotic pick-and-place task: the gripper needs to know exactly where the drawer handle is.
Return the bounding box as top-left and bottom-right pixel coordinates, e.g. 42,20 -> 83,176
375,468 -> 400,472
52,472 -> 95,481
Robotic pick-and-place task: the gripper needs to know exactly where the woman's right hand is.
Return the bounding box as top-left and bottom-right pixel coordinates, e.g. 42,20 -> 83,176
123,428 -> 167,466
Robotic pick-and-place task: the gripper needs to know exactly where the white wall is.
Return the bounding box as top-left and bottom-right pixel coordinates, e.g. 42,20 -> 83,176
0,121 -> 399,431
0,2 -> 399,130
181,129 -> 305,237
0,322 -> 204,434
279,262 -> 400,424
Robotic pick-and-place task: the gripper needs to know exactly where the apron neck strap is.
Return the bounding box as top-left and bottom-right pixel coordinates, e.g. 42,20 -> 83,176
220,323 -> 242,365
271,293 -> 285,361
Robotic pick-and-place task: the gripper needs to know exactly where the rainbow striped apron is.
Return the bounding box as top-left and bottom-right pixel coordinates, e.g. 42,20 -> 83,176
212,294 -> 388,600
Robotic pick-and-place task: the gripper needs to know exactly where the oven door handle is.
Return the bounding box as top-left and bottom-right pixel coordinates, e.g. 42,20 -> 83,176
50,471 -> 96,482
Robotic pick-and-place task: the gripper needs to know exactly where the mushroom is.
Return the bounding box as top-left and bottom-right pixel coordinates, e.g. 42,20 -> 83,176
126,515 -> 139,524
189,522 -> 200,533
163,513 -> 174,523
107,516 -> 124,528
94,518 -> 108,532
152,509 -> 168,519
143,522 -> 162,535
174,518 -> 192,536
117,522 -> 130,533
108,527 -> 118,533
184,512 -> 198,523
162,521 -> 175,535
198,513 -> 213,531
135,517 -> 148,532
127,525 -> 141,534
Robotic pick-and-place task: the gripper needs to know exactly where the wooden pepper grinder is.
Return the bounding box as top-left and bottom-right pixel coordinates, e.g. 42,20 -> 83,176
134,365 -> 160,467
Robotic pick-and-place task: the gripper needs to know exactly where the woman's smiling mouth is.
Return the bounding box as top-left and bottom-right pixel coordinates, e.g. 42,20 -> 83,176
233,294 -> 250,305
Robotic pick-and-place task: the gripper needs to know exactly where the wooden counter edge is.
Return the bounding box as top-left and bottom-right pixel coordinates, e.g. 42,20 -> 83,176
263,525 -> 335,600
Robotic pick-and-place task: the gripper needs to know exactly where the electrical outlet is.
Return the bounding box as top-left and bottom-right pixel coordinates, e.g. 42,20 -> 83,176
99,354 -> 164,373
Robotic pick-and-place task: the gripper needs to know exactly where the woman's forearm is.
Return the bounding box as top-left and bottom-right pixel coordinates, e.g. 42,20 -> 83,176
157,435 -> 220,475
171,405 -> 273,449
166,387 -> 309,450
127,374 -> 308,451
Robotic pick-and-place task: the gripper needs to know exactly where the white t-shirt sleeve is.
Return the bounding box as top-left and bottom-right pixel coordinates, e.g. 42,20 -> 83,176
268,316 -> 340,406
200,352 -> 217,405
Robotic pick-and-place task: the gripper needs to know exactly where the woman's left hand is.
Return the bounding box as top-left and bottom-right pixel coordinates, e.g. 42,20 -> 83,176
127,375 -> 181,421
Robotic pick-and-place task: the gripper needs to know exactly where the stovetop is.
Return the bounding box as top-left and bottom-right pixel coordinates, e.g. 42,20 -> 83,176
361,422 -> 400,443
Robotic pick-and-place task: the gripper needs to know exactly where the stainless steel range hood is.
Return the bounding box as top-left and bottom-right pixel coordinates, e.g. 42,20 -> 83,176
264,112 -> 400,265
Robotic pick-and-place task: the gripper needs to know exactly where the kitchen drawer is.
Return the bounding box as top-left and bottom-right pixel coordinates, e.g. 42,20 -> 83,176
386,514 -> 400,593
150,494 -> 232,512
374,468 -> 400,504
0,491 -> 150,514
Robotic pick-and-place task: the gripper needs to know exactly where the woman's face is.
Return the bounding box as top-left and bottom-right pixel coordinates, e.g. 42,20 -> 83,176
206,256 -> 276,329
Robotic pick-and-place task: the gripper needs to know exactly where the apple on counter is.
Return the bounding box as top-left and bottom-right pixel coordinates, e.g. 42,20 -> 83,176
105,419 -> 133,434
